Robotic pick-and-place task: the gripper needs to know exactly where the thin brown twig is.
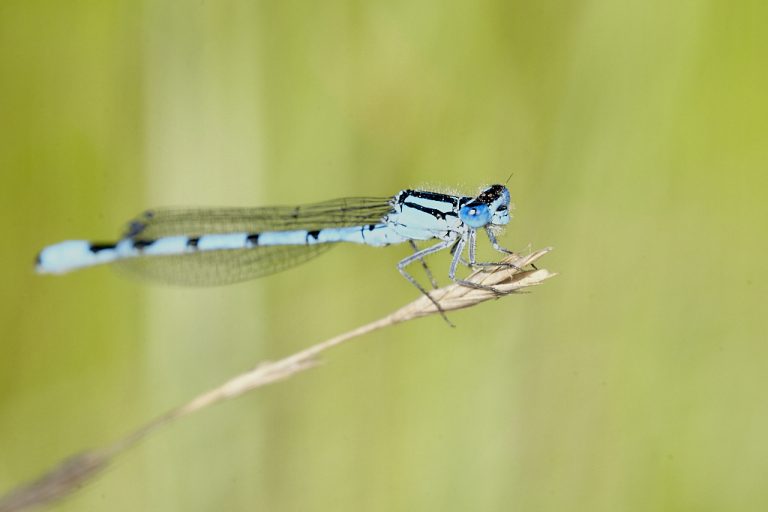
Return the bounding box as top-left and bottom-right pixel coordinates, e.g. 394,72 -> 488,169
0,248 -> 555,512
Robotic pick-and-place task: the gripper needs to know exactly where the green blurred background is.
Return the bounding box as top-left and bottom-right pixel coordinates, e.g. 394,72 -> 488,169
2,1 -> 767,510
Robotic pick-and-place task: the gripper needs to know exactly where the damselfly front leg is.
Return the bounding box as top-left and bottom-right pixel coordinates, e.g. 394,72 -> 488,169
455,229 -> 522,272
447,233 -> 506,297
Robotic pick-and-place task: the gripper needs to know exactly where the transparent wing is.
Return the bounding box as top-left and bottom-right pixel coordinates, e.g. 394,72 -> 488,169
116,245 -> 334,286
123,197 -> 393,238
116,196 -> 393,286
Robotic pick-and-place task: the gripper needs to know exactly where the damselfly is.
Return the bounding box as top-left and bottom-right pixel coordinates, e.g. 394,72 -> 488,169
36,184 -> 518,320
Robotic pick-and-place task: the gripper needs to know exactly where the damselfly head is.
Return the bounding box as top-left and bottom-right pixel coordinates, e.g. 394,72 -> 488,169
459,184 -> 511,228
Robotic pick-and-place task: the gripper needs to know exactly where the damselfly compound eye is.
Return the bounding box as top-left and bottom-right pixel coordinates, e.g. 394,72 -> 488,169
459,203 -> 491,228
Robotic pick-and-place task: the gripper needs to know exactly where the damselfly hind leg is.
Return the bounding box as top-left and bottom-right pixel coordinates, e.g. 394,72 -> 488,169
408,240 -> 439,289
397,240 -> 455,326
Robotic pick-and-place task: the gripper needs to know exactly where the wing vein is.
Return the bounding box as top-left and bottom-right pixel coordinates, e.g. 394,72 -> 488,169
116,196 -> 393,286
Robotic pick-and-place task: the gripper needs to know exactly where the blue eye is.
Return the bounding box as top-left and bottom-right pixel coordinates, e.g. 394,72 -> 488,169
459,204 -> 491,228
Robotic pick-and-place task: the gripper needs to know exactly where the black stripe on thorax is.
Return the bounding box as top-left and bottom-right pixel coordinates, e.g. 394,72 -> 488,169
398,190 -> 459,206
402,201 -> 459,221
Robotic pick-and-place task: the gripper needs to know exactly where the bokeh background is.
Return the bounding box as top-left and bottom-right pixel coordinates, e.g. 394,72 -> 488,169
2,1 -> 767,511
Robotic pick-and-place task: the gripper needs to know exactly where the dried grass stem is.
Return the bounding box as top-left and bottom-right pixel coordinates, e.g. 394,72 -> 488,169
0,248 -> 554,512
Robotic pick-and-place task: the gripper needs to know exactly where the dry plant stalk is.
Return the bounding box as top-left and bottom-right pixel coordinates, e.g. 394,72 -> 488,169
0,248 -> 555,512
